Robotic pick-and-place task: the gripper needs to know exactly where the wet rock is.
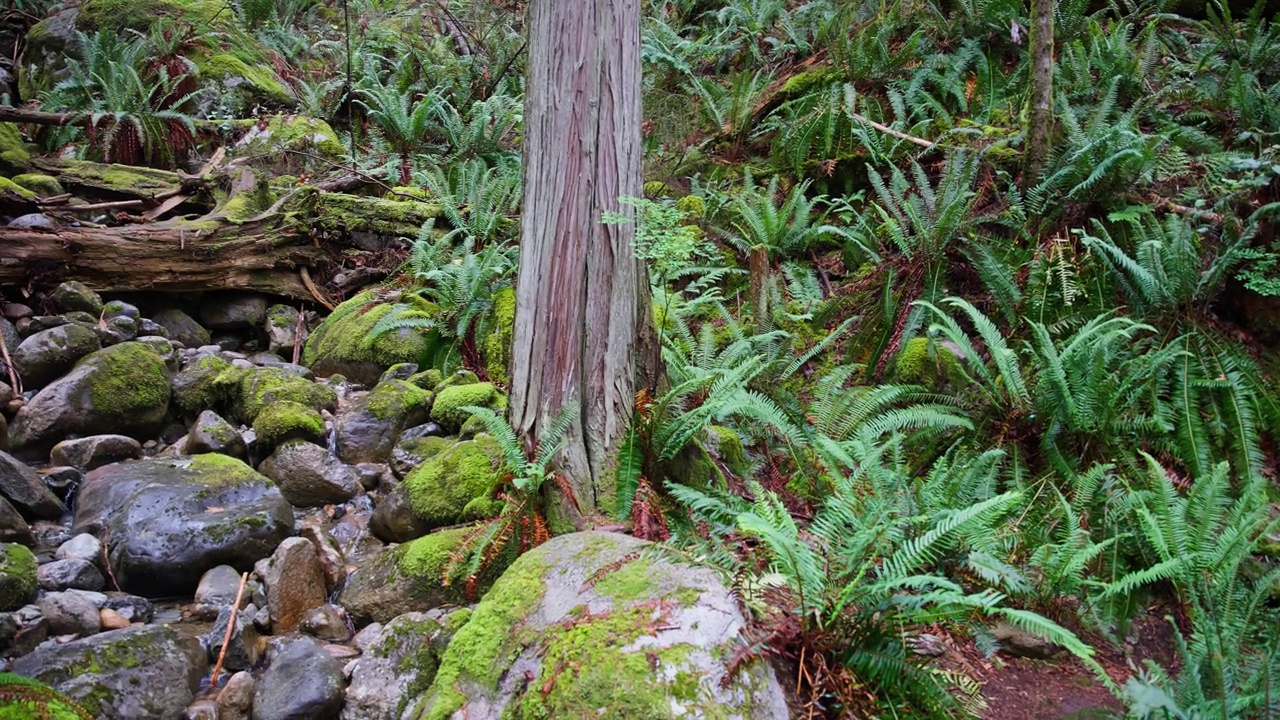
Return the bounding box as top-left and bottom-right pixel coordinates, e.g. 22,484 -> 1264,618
368,483 -> 433,544
252,635 -> 344,720
404,532 -> 790,720
263,537 -> 326,634
51,281 -> 104,316
303,291 -> 441,386
252,401 -> 326,453
299,603 -> 350,642
0,451 -> 66,520
12,624 -> 206,719
103,592 -> 153,623
378,362 -> 418,383
50,434 -> 142,471
139,318 -> 169,338
390,431 -> 450,478
351,622 -> 382,653
95,314 -> 138,345
37,558 -> 104,591
36,590 -> 101,635
99,606 -> 130,629
258,441 -> 360,507
11,323 -> 101,390
217,671 -> 255,720
333,380 -> 433,464
401,435 -> 505,530
8,605 -> 49,656
341,609 -> 465,720
72,455 -> 294,597
55,533 -> 102,565
186,410 -> 249,459
201,293 -> 268,331
41,466 -> 82,504
207,603 -> 261,671
7,213 -> 56,230
153,309 -> 211,349
299,524 -> 346,593
193,564 -> 245,620
0,543 -> 37,611
264,304 -> 300,357
101,300 -> 139,320
8,342 -> 172,456
0,496 -> 33,545
187,698 -> 219,720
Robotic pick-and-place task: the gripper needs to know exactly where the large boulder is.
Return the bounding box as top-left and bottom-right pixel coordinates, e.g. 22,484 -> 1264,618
342,609 -> 468,720
152,308 -> 211,348
49,434 -> 142,471
8,342 -> 171,455
200,292 -> 268,331
11,323 -> 101,389
257,441 -> 361,507
407,532 -> 789,720
71,455 -> 295,597
429,382 -> 502,432
302,291 -> 441,386
402,436 -> 505,530
262,537 -> 327,634
334,379 -> 433,464
251,400 -> 325,451
10,624 -> 205,720
230,366 -> 337,424
0,498 -> 34,546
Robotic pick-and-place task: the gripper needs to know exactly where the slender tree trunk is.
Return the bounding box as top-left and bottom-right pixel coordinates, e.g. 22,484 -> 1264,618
1026,0 -> 1055,182
508,0 -> 645,525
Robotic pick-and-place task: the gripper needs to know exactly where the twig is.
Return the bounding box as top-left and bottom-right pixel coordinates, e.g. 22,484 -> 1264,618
300,267 -> 336,311
40,199 -> 146,213
1148,193 -> 1223,224
0,321 -> 20,395
849,111 -> 935,149
292,306 -> 305,365
210,571 -> 249,688
100,527 -> 120,592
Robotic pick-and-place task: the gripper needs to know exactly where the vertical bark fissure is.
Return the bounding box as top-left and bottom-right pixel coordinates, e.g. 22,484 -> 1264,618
1026,0 -> 1055,183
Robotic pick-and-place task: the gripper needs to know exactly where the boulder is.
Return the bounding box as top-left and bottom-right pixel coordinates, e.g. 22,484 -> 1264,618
37,558 -> 104,591
230,366 -> 337,424
11,323 -> 101,389
251,400 -> 326,451
8,342 -> 172,455
49,434 -> 143,471
50,281 -> 103,316
153,308 -> 211,348
264,304 -> 300,356
302,291 -> 442,386
71,455 -> 294,597
193,564 -> 245,620
369,483 -> 434,544
406,532 -> 789,720
217,671 -> 255,720
298,603 -> 349,642
429,382 -> 502,432
186,410 -> 248,458
11,624 -> 206,720
252,635 -> 344,720
0,543 -> 37,611
0,451 -> 67,520
36,590 -> 101,635
0,497 -> 33,545
200,293 -> 268,331
341,609 -> 468,720
389,427 -> 449,478
55,533 -> 102,564
262,537 -> 326,634
258,441 -> 360,507
334,379 -> 433,465
207,603 -> 261,671
403,436 -> 505,530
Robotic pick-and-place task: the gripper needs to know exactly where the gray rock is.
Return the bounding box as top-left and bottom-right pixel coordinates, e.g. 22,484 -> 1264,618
369,483 -> 433,544
378,363 -> 419,383
50,434 -> 143,471
217,671 -> 255,720
299,524 -> 346,593
103,592 -> 153,623
404,532 -> 789,720
338,528 -> 488,626
201,293 -> 268,331
351,622 -> 383,653
354,463 -> 387,491
390,432 -> 450,479
96,314 -> 138,345
63,588 -> 108,608
0,497 -> 33,545
153,308 -> 211,349
7,607 -> 48,656
252,635 -> 344,720
265,304 -> 300,357
991,621 -> 1061,659
7,213 -> 56,230
12,624 -> 206,719
263,537 -> 326,635
334,381 -> 432,464
299,603 -> 349,642
139,318 -> 169,338
0,450 -> 66,519
187,698 -> 219,720
341,610 -> 462,720
258,441 -> 361,507
101,300 -> 140,320
193,564 -> 245,620
186,410 -> 248,459
11,323 -> 101,389
55,533 -> 102,564
41,466 -> 81,504
51,281 -> 104,316
71,455 -> 294,597
36,590 -> 100,635
207,603 -> 261,671
8,342 -> 172,456
37,558 -> 104,591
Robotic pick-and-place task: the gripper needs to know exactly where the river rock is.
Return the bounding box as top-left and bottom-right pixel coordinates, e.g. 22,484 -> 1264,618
71,455 -> 294,597
42,466 -> 81,504
258,441 -> 360,507
8,213 -> 56,230
100,606 -> 130,629
36,590 -> 100,635
153,308 -> 211,348
334,380 -> 433,465
12,624 -> 206,719
55,533 -> 102,564
251,401 -> 325,452
341,609 -> 465,720
390,431 -> 449,478
264,304 -> 300,356
0,497 -> 33,545
38,558 -> 104,591
193,564 -> 245,620
104,592 -> 153,623
96,315 -> 138,345
299,603 -> 349,642
201,293 -> 268,331
991,621 -> 1061,658
0,451 -> 66,519
101,300 -> 139,320
208,603 -> 261,671
368,484 -> 433,545
302,291 -> 442,386
50,434 -> 142,471
9,342 -> 172,455
186,410 -> 248,458
0,543 -> 37,611
11,323 -> 101,389
217,671 -> 255,720
429,382 -> 501,432
299,524 -> 346,592
405,531 -> 789,720
401,435 -> 505,530
50,281 -> 103,316
252,635 -> 345,720
263,537 -> 326,634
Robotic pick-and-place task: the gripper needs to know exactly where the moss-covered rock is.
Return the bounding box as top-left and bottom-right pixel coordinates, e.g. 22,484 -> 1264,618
483,287 -> 516,385
303,291 -> 442,387
0,672 -> 92,720
404,436 -> 505,528
430,383 -> 502,432
408,532 -> 788,720
10,174 -> 64,198
334,380 -> 433,464
668,426 -> 751,491
229,115 -> 345,173
0,123 -> 31,172
407,368 -> 443,391
172,355 -> 245,414
231,366 -> 337,424
0,543 -> 38,612
892,336 -> 966,389
344,609 -> 465,720
252,400 -> 325,450
0,177 -> 35,200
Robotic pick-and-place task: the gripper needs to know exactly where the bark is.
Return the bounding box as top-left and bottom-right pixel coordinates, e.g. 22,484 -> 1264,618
1026,0 -> 1055,181
748,244 -> 771,332
508,0 -> 645,523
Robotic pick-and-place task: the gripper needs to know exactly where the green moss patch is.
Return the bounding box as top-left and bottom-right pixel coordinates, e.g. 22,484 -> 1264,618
303,291 -> 442,374
232,366 -> 337,423
173,355 -> 246,414
10,174 -> 64,197
367,380 -> 432,422
405,436 -> 505,528
252,400 -> 325,449
483,288 -> 516,385
0,177 -> 36,200
0,125 -> 31,172
77,343 -> 171,423
430,383 -> 500,431
0,544 -> 38,612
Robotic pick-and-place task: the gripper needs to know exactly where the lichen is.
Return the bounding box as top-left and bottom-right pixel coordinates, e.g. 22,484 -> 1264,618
251,400 -> 325,449
0,177 -> 36,200
0,544 -> 38,612
483,288 -> 516,386
430,383 -> 500,431
367,380 -> 432,422
78,343 -> 171,422
10,174 -> 64,197
404,436 -> 504,527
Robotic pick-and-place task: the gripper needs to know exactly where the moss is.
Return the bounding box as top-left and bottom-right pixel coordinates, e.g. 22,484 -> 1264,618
892,336 -> 965,389
77,0 -> 223,32
407,369 -> 443,390
430,383 -> 499,431
417,553 -> 550,720
232,366 -> 336,423
386,186 -> 431,201
395,527 -> 471,581
173,355 -> 246,414
252,400 -> 325,449
313,193 -> 442,238
435,370 -> 480,391
704,425 -> 751,477
367,380 -> 432,422
184,453 -> 269,490
35,159 -> 179,194
218,191 -> 263,223
79,343 -> 171,422
404,436 -> 504,527
779,67 -> 838,98
0,544 -> 38,612
0,673 -> 92,720
0,177 -> 36,200
228,114 -> 346,157
10,174 -> 64,197
674,194 -> 706,219
483,288 -> 516,386
303,291 -> 441,371
0,124 -> 31,172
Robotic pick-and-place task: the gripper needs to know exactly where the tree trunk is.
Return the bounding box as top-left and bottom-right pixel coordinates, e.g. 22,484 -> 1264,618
508,0 -> 645,525
1026,0 -> 1055,182
748,244 -> 771,332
